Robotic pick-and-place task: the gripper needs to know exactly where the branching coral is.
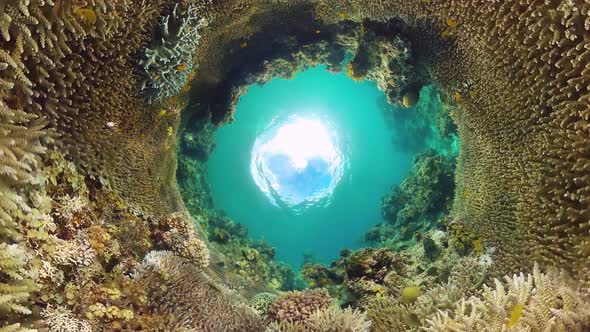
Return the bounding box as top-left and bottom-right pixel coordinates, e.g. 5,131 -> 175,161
266,306 -> 371,332
41,305 -> 93,332
0,243 -> 37,318
138,2 -> 208,103
424,264 -> 590,331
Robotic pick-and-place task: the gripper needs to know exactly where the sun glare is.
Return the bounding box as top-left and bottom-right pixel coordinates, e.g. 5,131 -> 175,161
250,115 -> 345,210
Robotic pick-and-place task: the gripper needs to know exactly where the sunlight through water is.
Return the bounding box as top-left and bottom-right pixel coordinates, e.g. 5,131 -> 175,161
250,114 -> 346,211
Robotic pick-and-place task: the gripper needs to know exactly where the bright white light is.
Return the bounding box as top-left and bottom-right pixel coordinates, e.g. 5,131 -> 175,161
250,114 -> 345,210
267,118 -> 338,170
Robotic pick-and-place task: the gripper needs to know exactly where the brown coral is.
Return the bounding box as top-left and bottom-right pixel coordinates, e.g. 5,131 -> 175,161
132,250 -> 264,331
267,288 -> 333,323
155,212 -> 209,268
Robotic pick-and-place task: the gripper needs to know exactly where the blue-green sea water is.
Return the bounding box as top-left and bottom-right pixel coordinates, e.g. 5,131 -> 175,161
207,66 -> 416,266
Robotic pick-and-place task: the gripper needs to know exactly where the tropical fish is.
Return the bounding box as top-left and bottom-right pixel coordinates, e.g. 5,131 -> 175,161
446,18 -> 458,28
74,7 -> 97,25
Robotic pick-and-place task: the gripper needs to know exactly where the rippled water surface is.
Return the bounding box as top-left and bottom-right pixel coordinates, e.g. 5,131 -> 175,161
207,66 -> 414,266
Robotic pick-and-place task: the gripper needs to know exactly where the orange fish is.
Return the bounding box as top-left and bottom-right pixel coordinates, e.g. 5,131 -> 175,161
177,63 -> 188,71
454,92 -> 462,103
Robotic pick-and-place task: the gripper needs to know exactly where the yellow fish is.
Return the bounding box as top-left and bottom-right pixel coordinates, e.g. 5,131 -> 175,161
157,109 -> 167,118
454,92 -> 462,103
315,30 -> 321,34
446,18 -> 458,28
338,12 -> 347,19
507,303 -> 524,327
240,42 -> 248,48
75,7 -> 97,25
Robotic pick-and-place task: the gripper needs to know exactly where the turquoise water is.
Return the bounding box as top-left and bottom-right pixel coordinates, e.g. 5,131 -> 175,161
207,66 -> 415,266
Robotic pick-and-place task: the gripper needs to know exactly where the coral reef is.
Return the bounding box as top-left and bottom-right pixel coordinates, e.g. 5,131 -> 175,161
424,264 -> 590,331
154,212 -> 210,268
131,250 -> 264,331
41,305 -> 92,332
250,292 -> 278,317
266,306 -> 371,332
366,149 -> 455,250
2,0 -> 590,330
138,3 -> 208,103
267,288 -> 332,323
176,111 -> 298,294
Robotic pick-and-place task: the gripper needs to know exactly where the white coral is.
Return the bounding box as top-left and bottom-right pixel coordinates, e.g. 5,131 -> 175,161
52,236 -> 95,267
55,194 -> 86,221
42,305 -> 92,332
424,264 -> 590,331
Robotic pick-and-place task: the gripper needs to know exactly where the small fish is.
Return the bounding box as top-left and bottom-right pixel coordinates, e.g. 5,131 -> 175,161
240,42 -> 248,48
421,0 -> 432,3
441,29 -> 452,38
167,126 -> 173,136
454,92 -> 462,103
177,63 -> 188,71
507,303 -> 524,327
315,30 -> 321,34
446,18 -> 458,28
105,121 -> 116,129
75,7 -> 97,25
157,109 -> 167,118
469,90 -> 476,98
338,12 -> 347,19
463,189 -> 469,198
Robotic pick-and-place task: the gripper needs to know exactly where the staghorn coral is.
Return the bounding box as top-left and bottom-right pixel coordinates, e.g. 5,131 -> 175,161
138,2 -> 208,103
41,305 -> 92,332
424,264 -> 590,332
266,306 -> 371,332
0,243 -> 37,318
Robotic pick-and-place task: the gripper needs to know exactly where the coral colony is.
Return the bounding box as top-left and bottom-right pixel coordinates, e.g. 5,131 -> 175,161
1,0 -> 589,331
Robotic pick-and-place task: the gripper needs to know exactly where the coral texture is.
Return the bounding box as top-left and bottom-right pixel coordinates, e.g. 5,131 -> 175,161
138,3 -> 208,103
267,288 -> 332,323
266,306 -> 371,332
133,250 -> 264,331
2,0 -> 590,329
